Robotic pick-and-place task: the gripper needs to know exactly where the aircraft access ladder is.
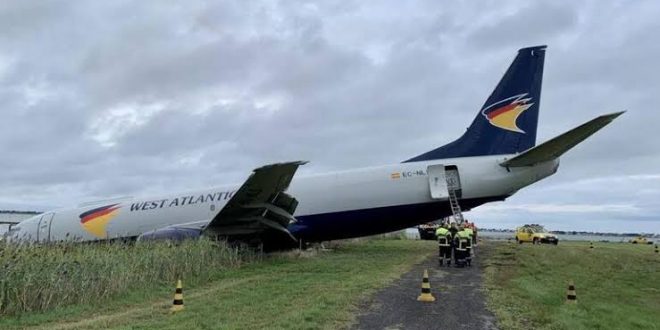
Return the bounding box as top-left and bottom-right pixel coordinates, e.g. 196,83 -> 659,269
448,188 -> 465,224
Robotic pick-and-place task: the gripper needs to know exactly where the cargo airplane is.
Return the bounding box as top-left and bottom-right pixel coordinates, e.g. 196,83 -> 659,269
4,46 -> 623,249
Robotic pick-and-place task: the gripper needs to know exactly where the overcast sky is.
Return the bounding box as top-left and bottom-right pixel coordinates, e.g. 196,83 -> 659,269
0,1 -> 658,233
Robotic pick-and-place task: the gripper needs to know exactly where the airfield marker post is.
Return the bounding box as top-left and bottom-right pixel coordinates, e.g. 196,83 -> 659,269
417,269 -> 436,302
566,280 -> 577,304
170,280 -> 185,313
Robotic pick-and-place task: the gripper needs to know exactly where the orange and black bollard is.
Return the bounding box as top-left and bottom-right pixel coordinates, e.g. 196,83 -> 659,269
417,269 -> 436,302
566,280 -> 577,304
170,279 -> 184,313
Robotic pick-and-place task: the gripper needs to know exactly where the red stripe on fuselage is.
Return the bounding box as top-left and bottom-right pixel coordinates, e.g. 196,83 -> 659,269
81,206 -> 119,224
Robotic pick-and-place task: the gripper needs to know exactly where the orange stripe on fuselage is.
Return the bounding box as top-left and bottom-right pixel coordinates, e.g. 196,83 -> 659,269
81,206 -> 120,224
81,209 -> 120,238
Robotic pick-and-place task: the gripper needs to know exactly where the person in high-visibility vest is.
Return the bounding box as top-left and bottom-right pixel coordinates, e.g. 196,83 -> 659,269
449,222 -> 459,265
435,223 -> 452,267
464,226 -> 474,267
464,220 -> 477,246
454,226 -> 471,267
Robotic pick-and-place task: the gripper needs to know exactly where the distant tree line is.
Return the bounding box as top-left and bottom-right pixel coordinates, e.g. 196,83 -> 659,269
481,228 -> 658,237
0,210 -> 41,215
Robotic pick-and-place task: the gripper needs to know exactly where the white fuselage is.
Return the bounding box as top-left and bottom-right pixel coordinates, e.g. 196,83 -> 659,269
6,155 -> 559,243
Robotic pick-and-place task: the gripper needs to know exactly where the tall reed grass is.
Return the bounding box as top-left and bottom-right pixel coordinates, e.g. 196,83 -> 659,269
0,239 -> 257,315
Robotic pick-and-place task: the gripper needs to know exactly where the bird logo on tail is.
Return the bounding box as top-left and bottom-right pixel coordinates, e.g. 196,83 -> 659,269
481,93 -> 533,133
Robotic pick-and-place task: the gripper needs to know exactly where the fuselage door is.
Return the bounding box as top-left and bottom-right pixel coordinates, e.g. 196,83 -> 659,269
36,213 -> 54,243
427,164 -> 448,199
445,166 -> 462,197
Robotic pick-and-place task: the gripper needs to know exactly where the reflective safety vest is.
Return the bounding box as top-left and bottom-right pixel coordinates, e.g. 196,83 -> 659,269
465,228 -> 474,249
456,230 -> 470,251
436,227 -> 451,246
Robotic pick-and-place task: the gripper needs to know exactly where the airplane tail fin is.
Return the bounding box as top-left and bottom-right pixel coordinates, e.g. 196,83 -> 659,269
405,45 -> 547,162
500,111 -> 625,167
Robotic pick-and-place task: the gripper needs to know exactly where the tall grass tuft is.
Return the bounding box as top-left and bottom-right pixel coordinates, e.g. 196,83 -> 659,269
0,238 -> 257,315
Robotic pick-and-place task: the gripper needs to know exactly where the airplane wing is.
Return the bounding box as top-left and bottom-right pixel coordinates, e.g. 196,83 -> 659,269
0,221 -> 22,225
203,161 -> 307,245
500,111 -> 625,167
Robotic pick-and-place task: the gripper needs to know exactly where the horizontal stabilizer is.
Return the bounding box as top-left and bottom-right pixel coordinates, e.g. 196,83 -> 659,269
500,111 -> 625,167
0,220 -> 22,225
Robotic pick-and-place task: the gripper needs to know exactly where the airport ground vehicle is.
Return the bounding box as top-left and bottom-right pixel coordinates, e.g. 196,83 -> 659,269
629,236 -> 653,244
515,224 -> 558,245
417,222 -> 440,240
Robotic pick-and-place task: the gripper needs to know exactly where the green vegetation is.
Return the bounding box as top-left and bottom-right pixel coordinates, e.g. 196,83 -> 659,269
0,239 -> 434,329
0,239 -> 256,315
483,241 -> 660,330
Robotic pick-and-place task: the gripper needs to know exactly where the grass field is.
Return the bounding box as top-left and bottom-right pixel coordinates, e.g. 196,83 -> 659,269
0,239 -> 434,329
483,240 -> 660,330
0,239 -> 256,316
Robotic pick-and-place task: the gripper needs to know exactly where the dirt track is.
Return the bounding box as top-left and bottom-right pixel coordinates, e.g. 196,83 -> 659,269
352,243 -> 498,329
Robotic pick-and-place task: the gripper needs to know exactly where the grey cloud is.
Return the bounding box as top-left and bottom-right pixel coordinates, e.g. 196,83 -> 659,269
465,1 -> 578,51
0,1 -> 658,233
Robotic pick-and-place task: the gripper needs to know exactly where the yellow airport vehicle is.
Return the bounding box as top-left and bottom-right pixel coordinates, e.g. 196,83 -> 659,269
629,236 -> 653,244
515,224 -> 558,245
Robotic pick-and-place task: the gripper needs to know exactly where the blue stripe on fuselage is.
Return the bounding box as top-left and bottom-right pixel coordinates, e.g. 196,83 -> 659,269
289,195 -> 506,242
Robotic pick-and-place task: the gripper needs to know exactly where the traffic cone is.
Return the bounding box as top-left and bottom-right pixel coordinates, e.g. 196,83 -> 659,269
170,280 -> 184,313
566,280 -> 577,304
417,269 -> 436,302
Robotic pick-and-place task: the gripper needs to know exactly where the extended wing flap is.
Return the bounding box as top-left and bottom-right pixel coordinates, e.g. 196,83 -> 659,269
222,161 -> 307,214
500,111 -> 624,167
204,161 -> 306,244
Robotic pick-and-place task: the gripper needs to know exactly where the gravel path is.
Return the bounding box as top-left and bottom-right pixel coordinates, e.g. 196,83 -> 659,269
352,244 -> 498,330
